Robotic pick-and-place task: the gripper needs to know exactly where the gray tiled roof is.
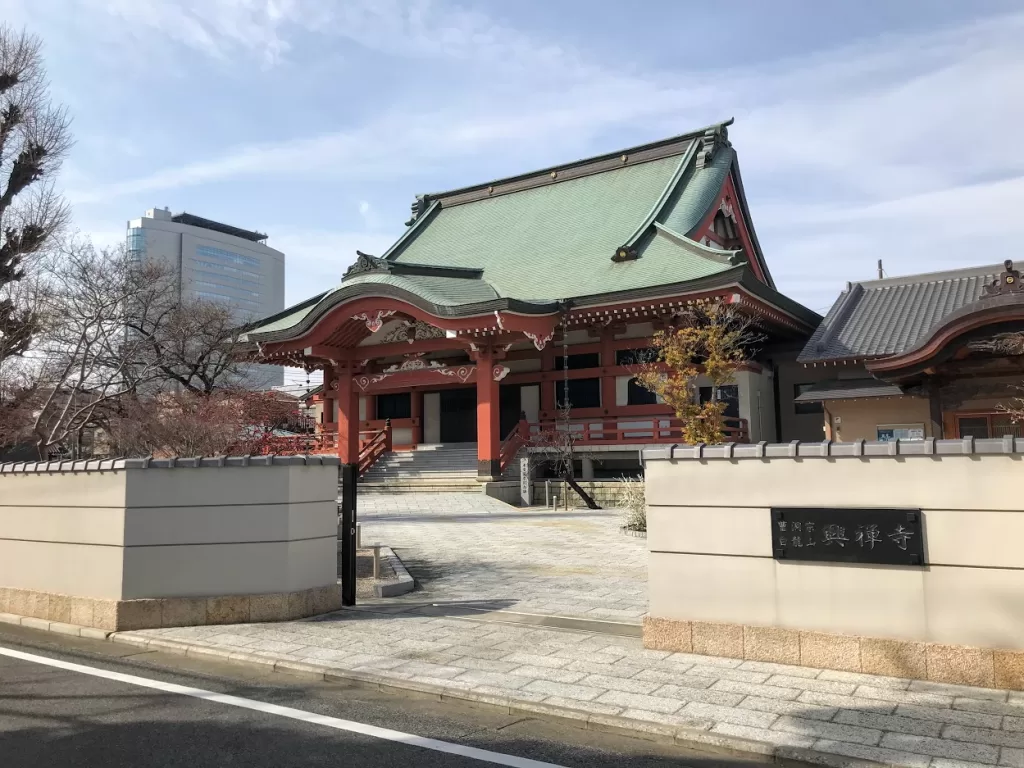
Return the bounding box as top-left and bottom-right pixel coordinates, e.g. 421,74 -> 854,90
798,263 -> 1002,362
793,379 -> 903,402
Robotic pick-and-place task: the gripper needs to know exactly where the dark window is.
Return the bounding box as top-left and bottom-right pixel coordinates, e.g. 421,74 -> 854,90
956,414 -> 1024,439
616,348 -> 657,366
699,385 -> 739,419
555,378 -> 601,409
376,392 -> 411,420
793,383 -> 824,415
554,353 -> 600,371
627,378 -> 658,405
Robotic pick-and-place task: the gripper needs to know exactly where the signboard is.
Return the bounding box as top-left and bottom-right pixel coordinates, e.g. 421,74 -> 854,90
519,456 -> 532,506
876,424 -> 925,442
771,508 -> 925,566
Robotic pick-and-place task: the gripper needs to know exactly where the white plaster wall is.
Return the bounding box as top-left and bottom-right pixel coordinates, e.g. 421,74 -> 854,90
0,463 -> 338,601
615,376 -> 630,407
423,392 -> 441,443
646,452 -> 1024,649
735,368 -> 776,442
520,385 -> 540,423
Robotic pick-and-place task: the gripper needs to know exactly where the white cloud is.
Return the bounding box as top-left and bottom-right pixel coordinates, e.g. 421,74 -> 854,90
33,2 -> 1024,311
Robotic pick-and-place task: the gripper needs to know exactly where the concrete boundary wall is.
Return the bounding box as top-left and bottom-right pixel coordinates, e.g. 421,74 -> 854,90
0,456 -> 341,630
642,438 -> 1024,689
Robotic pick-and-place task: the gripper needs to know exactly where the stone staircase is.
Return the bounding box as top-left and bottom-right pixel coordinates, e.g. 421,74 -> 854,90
358,443 -> 482,493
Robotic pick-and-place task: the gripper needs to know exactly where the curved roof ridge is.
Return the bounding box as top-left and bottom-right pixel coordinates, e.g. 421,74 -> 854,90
382,200 -> 441,260
423,118 -> 734,202
651,221 -> 744,266
621,146 -> 698,250
854,262 -> 1005,290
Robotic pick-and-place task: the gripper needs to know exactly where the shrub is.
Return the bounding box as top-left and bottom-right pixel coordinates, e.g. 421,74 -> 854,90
618,476 -> 646,532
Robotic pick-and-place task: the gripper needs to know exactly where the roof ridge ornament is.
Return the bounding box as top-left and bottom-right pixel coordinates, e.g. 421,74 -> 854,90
405,194 -> 431,226
984,260 -> 1024,296
612,245 -> 638,263
696,122 -> 731,170
344,251 -> 390,279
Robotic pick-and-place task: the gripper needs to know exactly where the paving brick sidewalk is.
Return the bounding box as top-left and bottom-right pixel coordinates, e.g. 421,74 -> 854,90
358,493 -> 648,622
127,606 -> 1024,768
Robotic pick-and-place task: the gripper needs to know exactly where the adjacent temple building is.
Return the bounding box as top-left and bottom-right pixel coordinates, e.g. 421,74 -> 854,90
239,118 -> 1024,485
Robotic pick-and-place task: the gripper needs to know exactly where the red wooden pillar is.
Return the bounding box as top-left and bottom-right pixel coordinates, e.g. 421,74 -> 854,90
410,389 -> 423,447
334,364 -> 361,466
476,350 -> 501,479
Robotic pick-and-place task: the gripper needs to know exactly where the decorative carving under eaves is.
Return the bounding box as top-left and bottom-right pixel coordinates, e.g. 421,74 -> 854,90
525,330 -> 554,350
382,358 -> 447,373
352,310 -> 396,333
380,320 -> 445,345
344,251 -> 390,279
984,260 -> 1024,296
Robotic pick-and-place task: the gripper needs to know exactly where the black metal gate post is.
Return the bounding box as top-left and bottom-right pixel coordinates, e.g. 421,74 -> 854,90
340,463 -> 358,606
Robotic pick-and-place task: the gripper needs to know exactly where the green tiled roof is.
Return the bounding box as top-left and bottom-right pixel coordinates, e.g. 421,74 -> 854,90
342,271 -> 500,306
661,147 -> 734,237
242,121 -> 817,342
387,152 -> 735,301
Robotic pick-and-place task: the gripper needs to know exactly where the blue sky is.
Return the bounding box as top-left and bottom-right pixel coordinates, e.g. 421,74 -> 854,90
7,0 -> 1024,318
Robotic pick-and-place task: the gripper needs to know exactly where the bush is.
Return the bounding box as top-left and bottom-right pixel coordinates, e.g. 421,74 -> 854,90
618,476 -> 646,532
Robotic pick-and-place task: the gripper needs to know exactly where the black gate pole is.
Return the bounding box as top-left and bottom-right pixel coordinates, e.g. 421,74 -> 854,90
340,463 -> 358,606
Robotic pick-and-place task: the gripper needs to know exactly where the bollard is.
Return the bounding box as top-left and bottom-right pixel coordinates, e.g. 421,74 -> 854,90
356,522 -> 362,549
545,480 -> 551,508
372,543 -> 381,580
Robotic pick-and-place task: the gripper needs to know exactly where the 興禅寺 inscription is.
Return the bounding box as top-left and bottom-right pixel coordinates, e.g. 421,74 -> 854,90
770,507 -> 925,566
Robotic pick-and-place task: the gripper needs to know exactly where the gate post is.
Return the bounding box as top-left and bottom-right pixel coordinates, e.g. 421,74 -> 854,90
335,363 -> 360,607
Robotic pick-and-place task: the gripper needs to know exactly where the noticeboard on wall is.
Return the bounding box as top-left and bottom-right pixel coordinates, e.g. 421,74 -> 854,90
876,423 -> 925,442
771,507 -> 925,566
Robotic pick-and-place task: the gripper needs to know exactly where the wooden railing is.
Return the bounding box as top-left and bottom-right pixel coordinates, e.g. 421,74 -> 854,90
499,417 -> 530,472
358,420 -> 392,477
528,416 -> 749,446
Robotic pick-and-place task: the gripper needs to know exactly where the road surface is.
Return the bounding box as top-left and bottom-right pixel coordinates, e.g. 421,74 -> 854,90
0,622 -> 768,767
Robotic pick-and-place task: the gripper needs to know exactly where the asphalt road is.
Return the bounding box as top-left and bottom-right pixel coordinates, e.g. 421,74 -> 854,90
0,623 -> 772,768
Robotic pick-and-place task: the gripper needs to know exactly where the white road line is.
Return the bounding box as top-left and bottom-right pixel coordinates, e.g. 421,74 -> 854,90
0,645 -> 565,768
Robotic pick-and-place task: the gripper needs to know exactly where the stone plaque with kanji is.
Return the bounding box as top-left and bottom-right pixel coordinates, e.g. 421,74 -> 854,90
770,508 -> 925,566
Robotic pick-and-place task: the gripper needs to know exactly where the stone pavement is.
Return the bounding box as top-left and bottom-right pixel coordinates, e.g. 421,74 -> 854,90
358,492 -> 647,622
126,604 -> 1024,768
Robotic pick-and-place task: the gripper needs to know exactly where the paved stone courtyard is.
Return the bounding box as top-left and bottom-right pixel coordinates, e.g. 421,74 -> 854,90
358,492 -> 648,623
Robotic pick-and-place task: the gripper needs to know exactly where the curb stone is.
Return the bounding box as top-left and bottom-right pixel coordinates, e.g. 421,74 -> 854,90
375,546 -> 415,598
0,612 -> 888,768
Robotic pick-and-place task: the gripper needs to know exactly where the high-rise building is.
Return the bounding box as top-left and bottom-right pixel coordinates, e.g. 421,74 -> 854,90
126,208 -> 286,388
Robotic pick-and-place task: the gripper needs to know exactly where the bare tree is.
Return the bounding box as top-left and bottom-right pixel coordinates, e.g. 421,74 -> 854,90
0,25 -> 72,367
108,389 -> 299,458
122,258 -> 253,394
23,241 -> 163,458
